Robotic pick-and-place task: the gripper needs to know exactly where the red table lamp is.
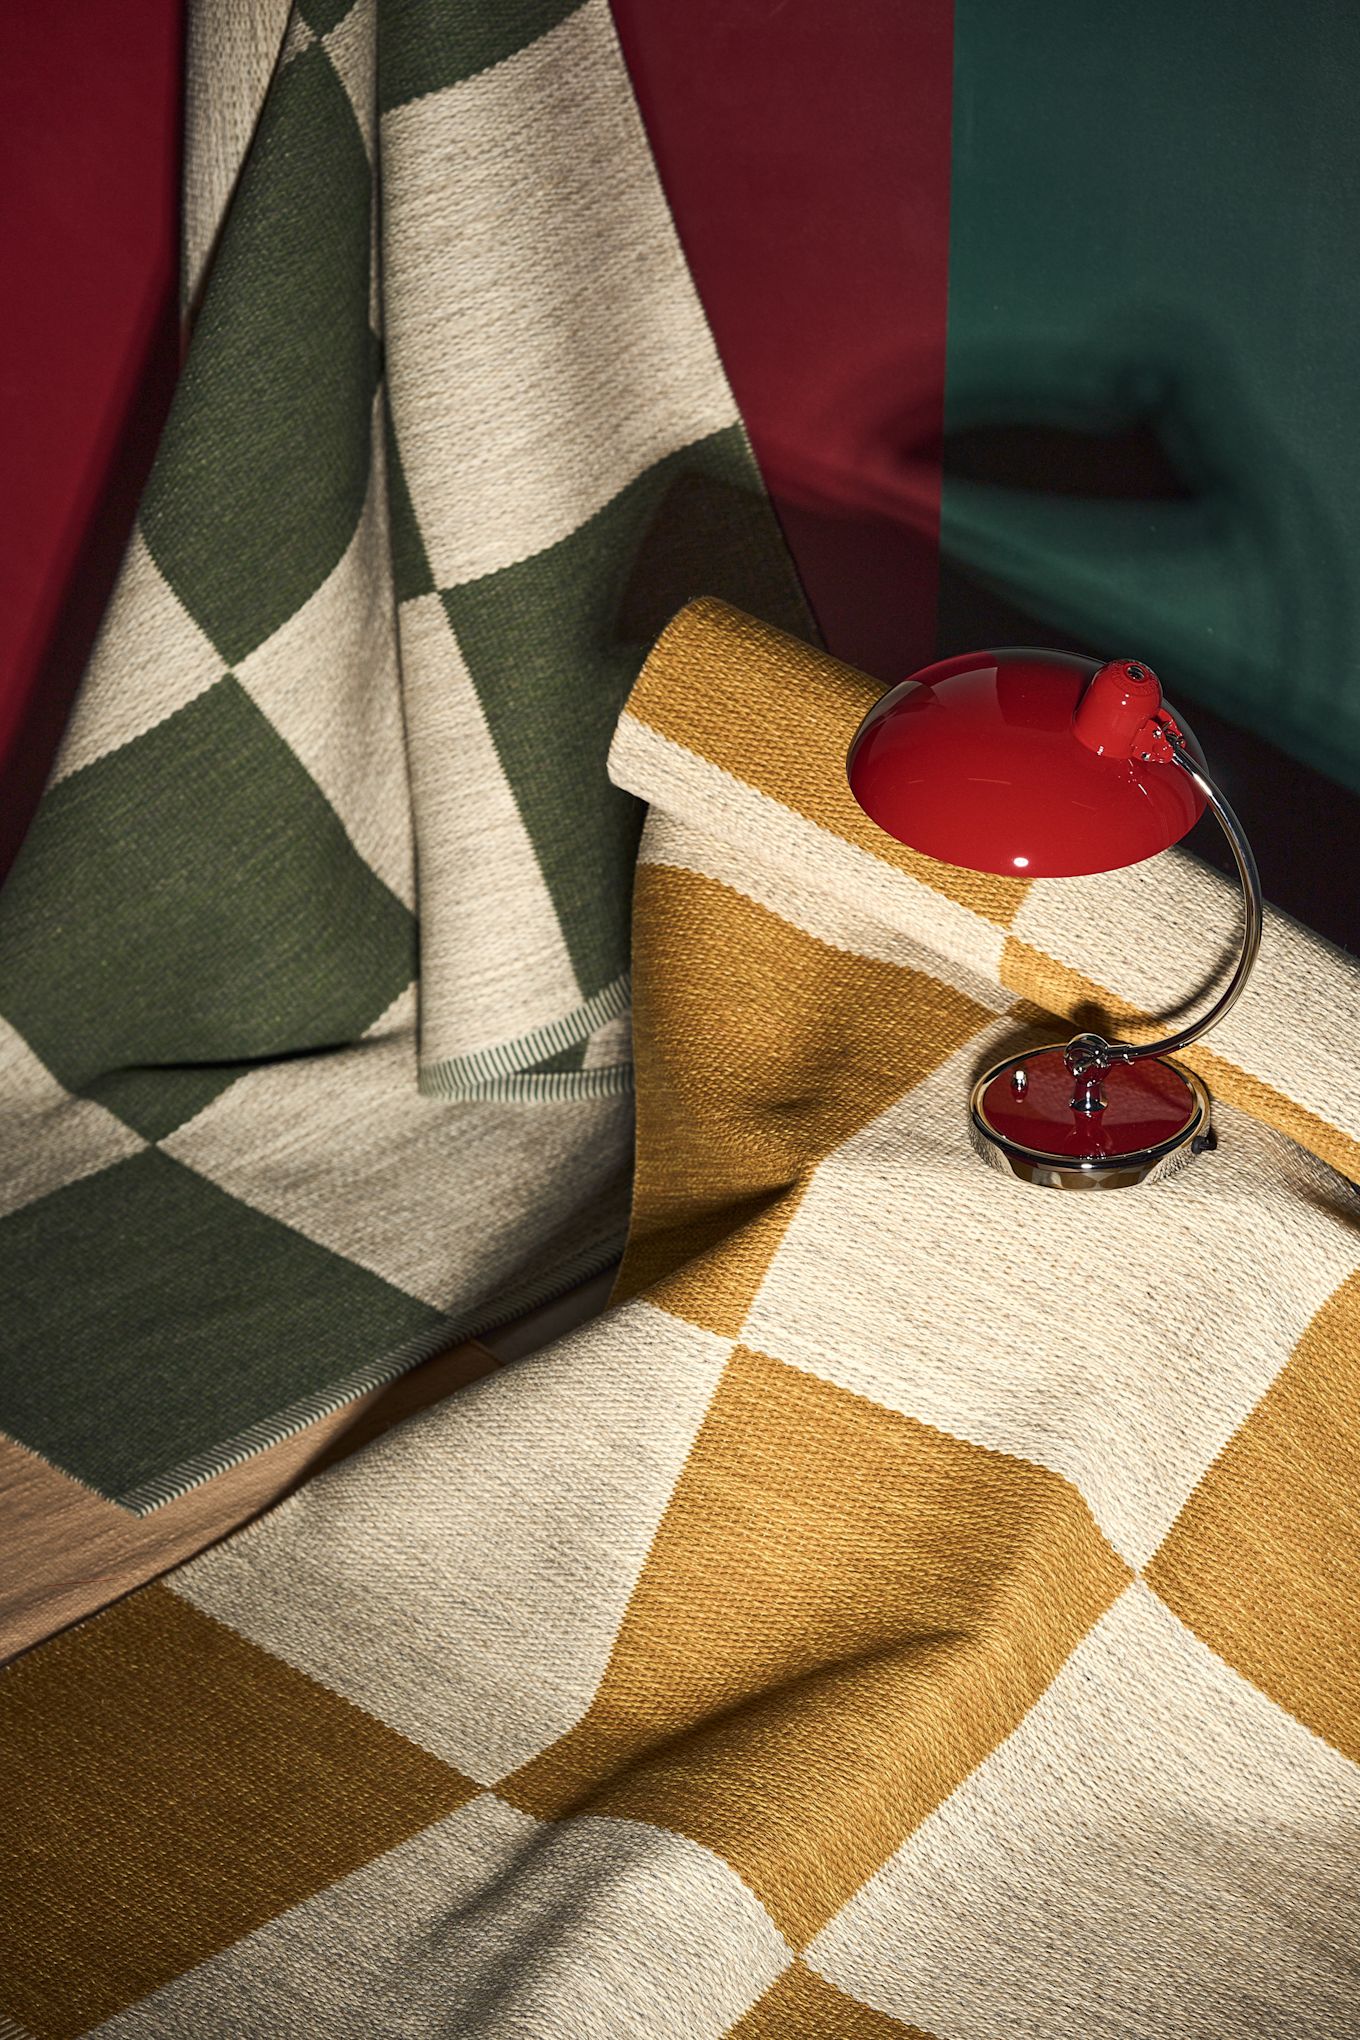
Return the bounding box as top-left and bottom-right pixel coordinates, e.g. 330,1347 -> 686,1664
847,651 -> 1262,1190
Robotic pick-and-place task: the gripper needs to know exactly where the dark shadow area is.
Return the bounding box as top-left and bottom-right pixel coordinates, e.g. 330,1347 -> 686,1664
944,417 -> 1191,503
614,463 -> 810,648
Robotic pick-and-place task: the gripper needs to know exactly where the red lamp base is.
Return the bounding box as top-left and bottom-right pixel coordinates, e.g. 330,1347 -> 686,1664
970,1047 -> 1213,1191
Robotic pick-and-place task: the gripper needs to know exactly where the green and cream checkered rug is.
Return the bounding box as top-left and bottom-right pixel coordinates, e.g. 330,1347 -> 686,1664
0,0 -> 809,1511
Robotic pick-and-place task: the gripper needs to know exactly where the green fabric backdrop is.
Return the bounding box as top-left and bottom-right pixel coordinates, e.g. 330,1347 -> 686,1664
940,0 -> 1360,796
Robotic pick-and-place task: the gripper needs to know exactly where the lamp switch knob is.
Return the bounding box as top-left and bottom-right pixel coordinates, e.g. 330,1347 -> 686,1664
1074,658 -> 1164,758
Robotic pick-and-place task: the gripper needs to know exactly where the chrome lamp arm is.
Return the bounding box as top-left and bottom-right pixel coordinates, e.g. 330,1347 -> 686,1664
1066,724 -> 1263,1083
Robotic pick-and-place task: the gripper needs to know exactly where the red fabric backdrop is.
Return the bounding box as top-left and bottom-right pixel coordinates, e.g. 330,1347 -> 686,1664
0,2 -> 183,873
612,1 -> 954,686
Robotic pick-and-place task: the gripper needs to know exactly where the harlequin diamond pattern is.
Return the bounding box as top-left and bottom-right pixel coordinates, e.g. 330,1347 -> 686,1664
0,0 -> 808,1507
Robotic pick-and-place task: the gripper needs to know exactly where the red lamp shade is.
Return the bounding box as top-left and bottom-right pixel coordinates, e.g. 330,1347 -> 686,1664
846,650 -> 1206,879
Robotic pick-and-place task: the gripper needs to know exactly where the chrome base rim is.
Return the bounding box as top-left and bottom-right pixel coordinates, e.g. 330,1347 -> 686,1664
969,1051 -> 1214,1191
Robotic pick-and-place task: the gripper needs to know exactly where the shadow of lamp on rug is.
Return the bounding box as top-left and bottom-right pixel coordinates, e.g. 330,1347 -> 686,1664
848,651 -> 1262,1190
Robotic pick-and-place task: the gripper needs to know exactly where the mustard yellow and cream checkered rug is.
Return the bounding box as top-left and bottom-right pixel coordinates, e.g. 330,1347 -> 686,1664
3,601 -> 1358,2038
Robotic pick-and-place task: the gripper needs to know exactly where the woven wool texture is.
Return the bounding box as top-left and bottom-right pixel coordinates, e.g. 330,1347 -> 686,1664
0,0 -> 808,1514
3,599 -> 1358,2038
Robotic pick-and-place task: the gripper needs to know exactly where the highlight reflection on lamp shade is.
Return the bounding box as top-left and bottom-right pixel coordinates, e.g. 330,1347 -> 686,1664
846,650 -> 1206,879
846,649 -> 1261,1191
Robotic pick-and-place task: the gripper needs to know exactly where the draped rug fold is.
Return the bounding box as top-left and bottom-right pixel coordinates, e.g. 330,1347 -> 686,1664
3,601 -> 1358,2039
0,0 -> 809,1520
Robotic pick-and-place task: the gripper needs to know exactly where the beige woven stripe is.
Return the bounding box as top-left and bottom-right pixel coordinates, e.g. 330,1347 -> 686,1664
0,1019 -> 144,1222
397,594 -> 581,1065
639,808 -> 1015,1012
613,715 -> 1014,991
161,984 -> 627,1310
381,0 -> 738,590
581,1009 -> 632,1070
318,0 -> 376,158
183,0 -> 291,312
236,403 -> 414,908
619,598 -> 1030,927
50,533 -> 225,784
